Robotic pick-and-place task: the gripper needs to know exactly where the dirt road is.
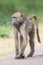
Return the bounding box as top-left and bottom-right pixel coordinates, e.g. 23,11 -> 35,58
0,43 -> 43,65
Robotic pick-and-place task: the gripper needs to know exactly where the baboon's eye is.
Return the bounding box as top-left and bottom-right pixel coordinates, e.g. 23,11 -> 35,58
21,14 -> 23,17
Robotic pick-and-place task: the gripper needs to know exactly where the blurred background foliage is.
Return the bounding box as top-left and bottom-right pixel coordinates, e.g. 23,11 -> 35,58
0,0 -> 43,37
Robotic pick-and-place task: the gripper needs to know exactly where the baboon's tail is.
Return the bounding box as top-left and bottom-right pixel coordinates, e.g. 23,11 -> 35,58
35,16 -> 41,43
28,14 -> 41,43
36,28 -> 41,43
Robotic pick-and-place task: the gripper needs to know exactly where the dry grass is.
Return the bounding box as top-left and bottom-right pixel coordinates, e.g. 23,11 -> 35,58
0,37 -> 15,56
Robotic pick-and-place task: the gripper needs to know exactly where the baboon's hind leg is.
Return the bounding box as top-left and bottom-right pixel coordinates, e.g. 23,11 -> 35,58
27,28 -> 35,57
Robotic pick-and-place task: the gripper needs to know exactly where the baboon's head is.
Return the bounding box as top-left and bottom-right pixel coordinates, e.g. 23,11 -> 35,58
12,12 -> 25,26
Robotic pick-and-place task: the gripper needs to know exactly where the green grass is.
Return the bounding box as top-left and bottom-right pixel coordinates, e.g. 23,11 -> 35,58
0,25 -> 11,38
0,11 -> 12,38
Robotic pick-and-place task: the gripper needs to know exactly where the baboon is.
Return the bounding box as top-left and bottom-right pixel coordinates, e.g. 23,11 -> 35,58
12,12 -> 41,59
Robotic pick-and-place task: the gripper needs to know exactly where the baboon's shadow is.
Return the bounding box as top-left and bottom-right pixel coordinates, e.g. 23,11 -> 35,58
26,54 -> 43,60
33,54 -> 43,58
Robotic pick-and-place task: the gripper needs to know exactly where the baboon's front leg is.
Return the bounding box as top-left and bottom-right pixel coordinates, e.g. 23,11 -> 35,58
20,34 -> 25,58
19,23 -> 28,57
20,34 -> 23,50
15,23 -> 28,59
14,27 -> 19,58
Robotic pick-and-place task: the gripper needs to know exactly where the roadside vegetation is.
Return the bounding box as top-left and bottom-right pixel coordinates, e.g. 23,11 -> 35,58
0,0 -> 43,38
